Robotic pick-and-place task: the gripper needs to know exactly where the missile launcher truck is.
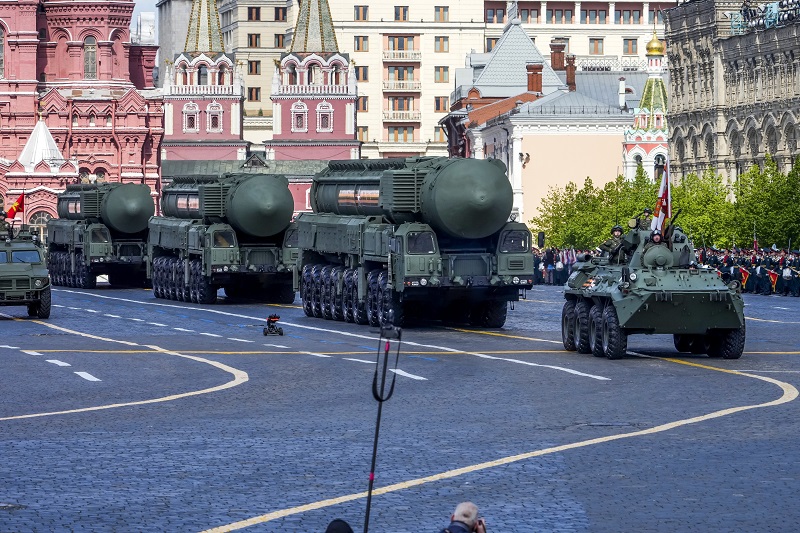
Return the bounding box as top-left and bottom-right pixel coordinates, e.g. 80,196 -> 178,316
561,217 -> 746,359
47,183 -> 155,288
295,157 -> 535,327
1,227 -> 52,318
148,173 -> 297,304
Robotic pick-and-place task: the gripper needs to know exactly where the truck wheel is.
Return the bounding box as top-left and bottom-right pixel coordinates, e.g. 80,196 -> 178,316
331,267 -> 344,321
481,301 -> 508,328
574,299 -> 592,354
196,271 -> 216,304
673,334 -> 692,353
353,273 -> 369,325
366,270 -> 380,327
602,305 -> 627,359
341,269 -> 354,323
37,287 -> 52,319
561,300 -> 577,351
311,266 -> 323,318
300,264 -> 313,316
589,304 -> 604,357
321,266 -> 333,320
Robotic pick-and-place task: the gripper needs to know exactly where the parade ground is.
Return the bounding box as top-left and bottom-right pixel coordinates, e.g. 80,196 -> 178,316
1,285 -> 799,532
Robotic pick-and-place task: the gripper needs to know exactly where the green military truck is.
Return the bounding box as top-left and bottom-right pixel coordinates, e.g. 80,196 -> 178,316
47,183 -> 155,288
1,227 -> 52,318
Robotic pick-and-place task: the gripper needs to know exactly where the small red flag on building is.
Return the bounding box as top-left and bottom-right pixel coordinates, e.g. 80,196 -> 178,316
5,193 -> 24,219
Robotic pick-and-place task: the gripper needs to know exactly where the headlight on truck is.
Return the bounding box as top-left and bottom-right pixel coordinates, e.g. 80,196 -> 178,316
34,279 -> 43,288
512,276 -> 520,285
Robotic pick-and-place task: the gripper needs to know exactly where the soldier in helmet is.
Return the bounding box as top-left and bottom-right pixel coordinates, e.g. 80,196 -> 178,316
643,229 -> 665,254
638,208 -> 654,230
0,211 -> 11,239
598,225 -> 626,264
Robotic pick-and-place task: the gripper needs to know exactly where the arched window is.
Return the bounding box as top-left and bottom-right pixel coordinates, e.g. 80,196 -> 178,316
286,64 -> 298,85
316,101 -> 333,132
308,64 -> 321,85
332,64 -> 344,85
198,65 -> 208,85
95,168 -> 106,182
106,114 -> 112,127
183,102 -> 200,133
72,114 -> 79,127
207,102 -> 223,133
89,113 -> 96,127
218,66 -> 227,85
84,36 -> 97,79
180,67 -> 188,85
634,154 -> 643,167
28,211 -> 53,241
0,27 -> 5,79
291,102 -> 308,132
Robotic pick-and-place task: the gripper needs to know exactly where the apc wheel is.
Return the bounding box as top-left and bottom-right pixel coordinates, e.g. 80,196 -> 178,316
589,304 -> 604,358
37,287 -> 52,319
708,325 -> 746,359
331,267 -> 344,321
574,299 -> 592,354
673,334 -> 692,353
561,300 -> 577,351
602,305 -> 627,359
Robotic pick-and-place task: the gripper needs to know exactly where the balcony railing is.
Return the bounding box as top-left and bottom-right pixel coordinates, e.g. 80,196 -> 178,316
165,84 -> 240,96
274,84 -> 355,95
383,110 -> 422,121
382,50 -> 422,62
382,80 -> 422,91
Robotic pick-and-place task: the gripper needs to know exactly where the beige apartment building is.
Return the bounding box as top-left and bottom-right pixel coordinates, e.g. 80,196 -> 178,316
205,0 -> 674,155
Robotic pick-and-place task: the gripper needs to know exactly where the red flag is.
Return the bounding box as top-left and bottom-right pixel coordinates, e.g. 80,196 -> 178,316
5,193 -> 24,219
738,266 -> 750,289
651,157 -> 671,231
768,270 -> 779,291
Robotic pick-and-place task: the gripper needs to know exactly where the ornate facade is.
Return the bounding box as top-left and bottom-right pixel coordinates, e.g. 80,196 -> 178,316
665,0 -> 800,181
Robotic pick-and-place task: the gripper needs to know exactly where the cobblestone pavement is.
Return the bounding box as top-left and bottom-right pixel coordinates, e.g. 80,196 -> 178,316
1,285 -> 799,532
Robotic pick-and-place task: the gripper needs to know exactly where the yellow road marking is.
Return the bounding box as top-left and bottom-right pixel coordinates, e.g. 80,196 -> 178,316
0,321 -> 248,422
202,364 -> 798,532
448,328 -> 562,344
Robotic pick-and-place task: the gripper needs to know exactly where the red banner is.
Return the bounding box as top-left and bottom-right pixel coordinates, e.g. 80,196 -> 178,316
5,193 -> 24,219
768,269 -> 779,291
739,266 -> 750,289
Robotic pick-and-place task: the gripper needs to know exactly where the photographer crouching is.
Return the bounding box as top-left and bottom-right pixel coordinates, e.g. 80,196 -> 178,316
439,501 -> 487,533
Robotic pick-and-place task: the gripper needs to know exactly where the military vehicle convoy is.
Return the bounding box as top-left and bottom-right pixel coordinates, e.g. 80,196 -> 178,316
295,157 -> 535,327
561,218 -> 746,359
148,173 -> 297,304
1,228 -> 52,318
47,183 -> 154,288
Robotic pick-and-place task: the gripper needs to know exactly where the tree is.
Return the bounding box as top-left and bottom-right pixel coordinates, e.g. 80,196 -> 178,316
671,169 -> 732,248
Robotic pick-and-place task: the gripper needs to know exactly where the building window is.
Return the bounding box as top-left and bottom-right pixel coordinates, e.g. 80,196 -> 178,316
485,38 -> 498,52
434,96 -> 449,112
291,102 -> 309,132
285,64 -> 298,85
248,87 -> 261,101
520,9 -> 538,23
434,126 -> 446,142
197,65 -> 208,85
248,34 -> 261,47
354,5 -> 369,21
274,34 -> 285,48
649,10 -> 665,24
316,101 -> 333,132
633,10 -> 641,23
434,36 -> 449,53
275,7 -> 287,21
434,6 -> 449,22
89,113 -> 96,127
0,28 -> 4,78
623,38 -> 637,55
308,64 -> 322,85
84,36 -> 97,80
183,102 -> 200,133
248,61 -> 261,75
357,96 -> 369,112
357,126 -> 369,142
395,6 -> 409,21
589,38 -> 604,55
486,8 -> 504,23
388,66 -> 414,80
434,66 -> 449,83
207,102 -> 223,133
355,66 -> 369,81
389,96 -> 413,110
248,7 -> 260,21
599,10 -> 607,23
106,114 -> 112,127
355,36 -> 369,51
387,36 -> 414,50
388,126 -> 414,142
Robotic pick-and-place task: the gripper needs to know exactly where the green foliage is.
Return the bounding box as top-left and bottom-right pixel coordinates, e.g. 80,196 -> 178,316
528,157 -> 800,250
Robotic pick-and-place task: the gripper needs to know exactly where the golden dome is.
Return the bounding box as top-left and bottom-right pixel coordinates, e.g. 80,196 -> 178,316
646,31 -> 665,56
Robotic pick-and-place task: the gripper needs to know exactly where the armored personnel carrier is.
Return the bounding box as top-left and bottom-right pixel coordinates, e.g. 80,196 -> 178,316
47,183 -> 155,288
561,217 -> 746,359
1,227 -> 52,318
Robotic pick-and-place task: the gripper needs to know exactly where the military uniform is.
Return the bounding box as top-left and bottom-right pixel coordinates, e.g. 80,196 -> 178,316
598,228 -> 626,264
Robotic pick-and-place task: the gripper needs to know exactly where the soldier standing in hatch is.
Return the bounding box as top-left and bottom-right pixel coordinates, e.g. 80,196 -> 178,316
638,208 -> 653,230
0,211 -> 12,239
598,225 -> 626,264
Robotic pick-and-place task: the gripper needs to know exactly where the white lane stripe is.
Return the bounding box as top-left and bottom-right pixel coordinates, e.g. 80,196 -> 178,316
390,369 -> 428,381
0,345 -> 21,349
174,328 -> 195,332
499,358 -> 611,380
128,318 -> 144,322
74,372 -> 101,382
228,338 -> 255,343
68,307 -> 81,310
104,314 -> 121,318
46,360 -> 71,367
85,309 -> 99,313
200,332 -> 222,337
264,344 -> 289,348
301,351 -> 331,358
147,322 -> 167,327
22,351 -> 42,356
343,358 -> 375,364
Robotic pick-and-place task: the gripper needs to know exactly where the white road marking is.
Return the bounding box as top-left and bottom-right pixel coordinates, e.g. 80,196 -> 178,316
227,338 -> 255,343
85,309 -> 99,313
200,333 -> 222,337
343,358 -> 375,364
68,307 -> 81,310
174,327 -> 195,332
22,351 -> 42,356
128,318 -> 145,322
773,307 -> 790,310
390,369 -> 428,381
301,351 -> 331,358
738,370 -> 800,373
46,360 -> 71,367
74,372 -> 101,382
264,344 -> 289,348
147,322 -> 167,327
104,314 -> 121,318
0,345 -> 21,350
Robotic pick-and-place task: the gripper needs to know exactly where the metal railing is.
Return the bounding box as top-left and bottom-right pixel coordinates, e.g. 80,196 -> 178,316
382,50 -> 423,61
382,110 -> 422,121
275,84 -> 354,95
382,80 -> 422,91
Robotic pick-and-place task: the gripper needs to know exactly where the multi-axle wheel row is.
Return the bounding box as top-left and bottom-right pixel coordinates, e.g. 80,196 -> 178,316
151,256 -> 216,304
300,264 -> 401,326
48,251 -> 96,289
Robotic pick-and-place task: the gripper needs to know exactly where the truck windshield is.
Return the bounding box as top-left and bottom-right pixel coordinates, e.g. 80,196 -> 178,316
407,231 -> 436,254
213,230 -> 236,248
91,228 -> 110,243
499,230 -> 530,253
0,251 -> 6,262
12,250 -> 42,263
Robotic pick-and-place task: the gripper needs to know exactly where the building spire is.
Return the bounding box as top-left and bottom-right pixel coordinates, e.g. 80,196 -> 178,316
184,0 -> 225,54
290,0 -> 339,54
